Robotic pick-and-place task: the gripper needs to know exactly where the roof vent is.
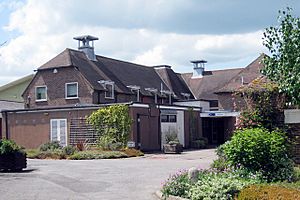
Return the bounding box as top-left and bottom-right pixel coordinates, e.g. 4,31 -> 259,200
191,60 -> 207,78
74,35 -> 99,61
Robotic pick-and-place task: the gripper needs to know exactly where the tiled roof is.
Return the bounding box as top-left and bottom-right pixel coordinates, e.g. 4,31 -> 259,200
216,54 -> 265,93
0,100 -> 24,117
181,68 -> 242,100
155,67 -> 194,99
37,49 -> 192,98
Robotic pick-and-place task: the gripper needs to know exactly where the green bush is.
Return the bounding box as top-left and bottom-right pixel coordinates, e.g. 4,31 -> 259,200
161,170 -> 190,198
28,150 -> 66,159
39,141 -> 62,152
165,131 -> 179,144
25,149 -> 40,158
237,184 -> 300,200
161,169 -> 261,200
211,157 -> 229,171
62,145 -> 77,156
221,128 -> 294,182
69,150 -> 128,160
87,105 -> 132,147
0,139 -> 22,155
108,142 -> 123,151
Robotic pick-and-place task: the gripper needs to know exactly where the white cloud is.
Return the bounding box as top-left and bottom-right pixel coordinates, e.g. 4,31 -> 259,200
0,0 -> 268,86
133,45 -> 166,66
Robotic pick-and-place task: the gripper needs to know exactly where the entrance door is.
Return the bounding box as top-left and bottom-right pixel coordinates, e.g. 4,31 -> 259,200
50,119 -> 67,146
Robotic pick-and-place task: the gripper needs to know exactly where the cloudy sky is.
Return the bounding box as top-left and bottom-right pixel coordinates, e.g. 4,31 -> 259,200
0,0 -> 299,86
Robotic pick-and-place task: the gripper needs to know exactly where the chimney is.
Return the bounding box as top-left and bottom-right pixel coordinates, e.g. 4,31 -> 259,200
191,60 -> 207,78
73,35 -> 99,61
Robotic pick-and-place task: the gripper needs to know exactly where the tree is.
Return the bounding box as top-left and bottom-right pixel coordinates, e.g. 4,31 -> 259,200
262,7 -> 300,106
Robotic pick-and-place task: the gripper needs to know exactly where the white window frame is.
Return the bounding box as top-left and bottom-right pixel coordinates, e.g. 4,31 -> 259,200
35,85 -> 47,102
65,82 -> 78,99
131,89 -> 140,102
50,119 -> 68,147
105,83 -> 114,99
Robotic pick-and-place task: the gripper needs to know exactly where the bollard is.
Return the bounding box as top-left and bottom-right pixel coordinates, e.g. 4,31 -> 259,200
188,167 -> 198,183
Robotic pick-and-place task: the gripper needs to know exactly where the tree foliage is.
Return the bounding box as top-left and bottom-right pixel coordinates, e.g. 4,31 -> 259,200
262,7 -> 300,106
87,104 -> 132,147
222,128 -> 294,182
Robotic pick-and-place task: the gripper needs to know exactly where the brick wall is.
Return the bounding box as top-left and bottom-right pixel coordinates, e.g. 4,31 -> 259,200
288,124 -> 300,164
23,67 -> 94,108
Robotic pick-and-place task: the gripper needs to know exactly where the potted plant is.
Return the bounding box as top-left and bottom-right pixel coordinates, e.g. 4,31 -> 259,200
0,139 -> 27,171
163,132 -> 183,154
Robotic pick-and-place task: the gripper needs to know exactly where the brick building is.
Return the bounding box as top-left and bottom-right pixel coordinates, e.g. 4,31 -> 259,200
1,35 -> 264,150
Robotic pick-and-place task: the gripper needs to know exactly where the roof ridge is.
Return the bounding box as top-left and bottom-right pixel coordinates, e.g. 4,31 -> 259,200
95,54 -> 153,70
215,54 -> 265,93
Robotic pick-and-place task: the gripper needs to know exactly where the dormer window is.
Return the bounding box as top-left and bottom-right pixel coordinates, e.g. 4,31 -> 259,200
65,82 -> 78,99
105,83 -> 114,99
127,85 -> 140,102
98,80 -> 115,99
161,90 -> 173,104
145,88 -> 158,104
36,86 -> 47,102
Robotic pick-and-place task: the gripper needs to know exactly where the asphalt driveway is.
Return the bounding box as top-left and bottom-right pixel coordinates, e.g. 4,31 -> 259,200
0,149 -> 216,200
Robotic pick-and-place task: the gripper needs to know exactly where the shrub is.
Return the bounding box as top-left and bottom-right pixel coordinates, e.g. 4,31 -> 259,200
62,145 -> 77,156
211,157 -> 229,172
36,150 -> 66,159
122,148 -> 144,157
165,131 -> 179,144
191,137 -> 208,149
108,142 -> 123,151
161,169 -> 190,198
25,149 -> 40,158
97,135 -> 116,150
161,169 -> 261,200
0,139 -> 22,155
39,141 -> 62,152
68,150 -> 128,160
237,184 -> 300,200
222,128 -> 294,182
87,105 -> 132,147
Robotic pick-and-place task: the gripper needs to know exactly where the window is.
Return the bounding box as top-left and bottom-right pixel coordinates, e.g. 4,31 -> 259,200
50,119 -> 67,146
131,89 -> 140,102
65,82 -> 78,99
105,83 -> 114,99
161,114 -> 177,123
36,86 -> 47,101
161,115 -> 168,122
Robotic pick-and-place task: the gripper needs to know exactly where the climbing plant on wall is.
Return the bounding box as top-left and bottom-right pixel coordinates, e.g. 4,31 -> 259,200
236,77 -> 286,131
87,104 -> 133,147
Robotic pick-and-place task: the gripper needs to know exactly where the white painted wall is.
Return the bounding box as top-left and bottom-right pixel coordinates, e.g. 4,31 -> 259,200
161,110 -> 185,149
285,109 -> 300,124
174,100 -> 210,111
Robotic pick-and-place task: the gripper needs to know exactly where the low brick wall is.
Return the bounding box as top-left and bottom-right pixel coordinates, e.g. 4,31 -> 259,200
289,124 -> 300,164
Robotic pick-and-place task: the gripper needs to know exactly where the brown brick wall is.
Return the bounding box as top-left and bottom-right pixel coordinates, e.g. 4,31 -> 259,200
23,67 -> 94,108
217,93 -> 246,111
288,124 -> 300,164
2,108 -> 97,149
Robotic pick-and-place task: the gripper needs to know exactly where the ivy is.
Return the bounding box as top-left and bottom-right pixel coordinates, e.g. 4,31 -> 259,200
236,77 -> 286,131
87,104 -> 133,147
